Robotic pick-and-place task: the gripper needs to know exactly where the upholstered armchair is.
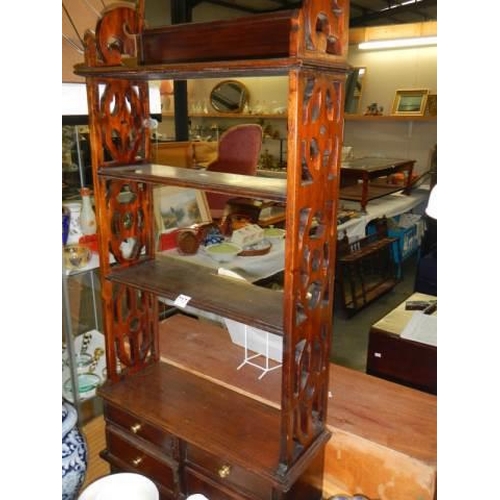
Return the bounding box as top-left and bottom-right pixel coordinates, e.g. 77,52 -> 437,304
205,124 -> 263,219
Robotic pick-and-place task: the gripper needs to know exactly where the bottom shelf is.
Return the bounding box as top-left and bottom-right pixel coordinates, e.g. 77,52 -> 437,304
98,313 -> 285,477
159,314 -> 282,408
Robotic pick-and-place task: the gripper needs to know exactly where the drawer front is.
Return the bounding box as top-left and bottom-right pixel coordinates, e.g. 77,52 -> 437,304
367,329 -> 437,394
185,444 -> 271,499
106,426 -> 179,496
185,466 -> 256,500
104,402 -> 178,457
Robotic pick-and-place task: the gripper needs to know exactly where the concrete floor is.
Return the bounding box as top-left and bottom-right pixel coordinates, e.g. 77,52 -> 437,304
331,257 -> 418,372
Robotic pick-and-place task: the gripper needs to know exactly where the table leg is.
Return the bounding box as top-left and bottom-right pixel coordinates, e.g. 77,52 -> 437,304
403,163 -> 414,194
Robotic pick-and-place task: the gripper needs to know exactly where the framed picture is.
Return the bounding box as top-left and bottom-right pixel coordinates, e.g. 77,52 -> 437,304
426,94 -> 437,116
154,186 -> 211,233
391,89 -> 430,116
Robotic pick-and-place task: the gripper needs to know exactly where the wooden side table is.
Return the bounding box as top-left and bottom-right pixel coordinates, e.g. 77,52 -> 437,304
366,292 -> 437,394
340,157 -> 416,210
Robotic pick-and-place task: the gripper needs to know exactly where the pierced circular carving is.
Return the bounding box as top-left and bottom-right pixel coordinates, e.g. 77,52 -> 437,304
299,207 -> 312,239
323,241 -> 330,267
325,87 -> 334,121
306,281 -> 322,309
129,316 -> 140,333
309,138 -> 319,159
311,248 -> 321,272
122,211 -> 134,230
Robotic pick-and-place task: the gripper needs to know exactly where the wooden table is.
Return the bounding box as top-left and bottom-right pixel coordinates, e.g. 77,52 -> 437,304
366,291 -> 437,394
339,156 -> 416,210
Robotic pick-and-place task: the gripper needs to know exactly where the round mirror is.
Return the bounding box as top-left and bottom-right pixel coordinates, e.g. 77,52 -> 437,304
210,80 -> 248,113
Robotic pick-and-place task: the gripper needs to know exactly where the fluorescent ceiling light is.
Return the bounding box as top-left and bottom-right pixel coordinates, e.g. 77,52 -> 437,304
359,36 -> 437,50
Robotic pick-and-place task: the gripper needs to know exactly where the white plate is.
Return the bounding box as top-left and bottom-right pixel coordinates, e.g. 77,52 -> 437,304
204,242 -> 242,262
263,227 -> 286,239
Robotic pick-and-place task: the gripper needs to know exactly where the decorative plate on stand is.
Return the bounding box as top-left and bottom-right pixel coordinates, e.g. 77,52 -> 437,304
62,329 -> 106,402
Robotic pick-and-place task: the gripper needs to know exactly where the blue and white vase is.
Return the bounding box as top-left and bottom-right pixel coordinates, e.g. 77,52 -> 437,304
62,401 -> 88,500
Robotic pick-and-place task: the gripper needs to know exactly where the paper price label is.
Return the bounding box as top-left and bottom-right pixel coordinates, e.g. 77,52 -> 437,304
174,294 -> 191,308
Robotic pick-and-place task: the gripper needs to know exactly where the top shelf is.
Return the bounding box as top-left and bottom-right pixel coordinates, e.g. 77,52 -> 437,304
74,57 -> 348,81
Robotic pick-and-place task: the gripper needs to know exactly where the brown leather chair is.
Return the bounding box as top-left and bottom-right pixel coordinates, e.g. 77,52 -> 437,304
205,124 -> 263,219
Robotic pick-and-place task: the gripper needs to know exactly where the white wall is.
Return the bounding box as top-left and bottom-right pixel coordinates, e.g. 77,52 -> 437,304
347,45 -> 437,112
343,44 -> 437,174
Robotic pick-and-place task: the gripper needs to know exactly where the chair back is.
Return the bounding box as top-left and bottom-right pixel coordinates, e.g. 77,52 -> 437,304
205,124 -> 263,218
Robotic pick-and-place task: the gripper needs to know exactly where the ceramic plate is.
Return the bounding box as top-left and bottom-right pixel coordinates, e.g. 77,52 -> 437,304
263,227 -> 286,239
63,373 -> 101,399
204,242 -> 242,262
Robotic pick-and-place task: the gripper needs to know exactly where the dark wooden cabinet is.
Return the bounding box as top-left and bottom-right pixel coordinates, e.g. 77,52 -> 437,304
366,329 -> 437,394
366,292 -> 437,394
75,1 -> 349,498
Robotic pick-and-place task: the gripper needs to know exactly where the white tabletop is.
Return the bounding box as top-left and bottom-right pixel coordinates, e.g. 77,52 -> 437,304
160,237 -> 285,283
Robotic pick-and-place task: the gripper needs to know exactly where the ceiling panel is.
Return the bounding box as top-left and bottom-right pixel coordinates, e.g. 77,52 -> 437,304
202,0 -> 437,27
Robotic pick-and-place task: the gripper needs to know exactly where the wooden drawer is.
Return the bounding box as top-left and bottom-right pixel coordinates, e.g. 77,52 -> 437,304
185,443 -> 271,499
105,425 -> 180,497
104,402 -> 178,458
185,466 -> 255,500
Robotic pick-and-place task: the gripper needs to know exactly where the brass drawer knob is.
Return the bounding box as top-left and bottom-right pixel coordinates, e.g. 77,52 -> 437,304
132,457 -> 143,466
130,423 -> 142,434
218,464 -> 231,478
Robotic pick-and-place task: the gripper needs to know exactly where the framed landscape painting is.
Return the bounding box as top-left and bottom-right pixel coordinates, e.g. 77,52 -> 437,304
154,186 -> 211,232
391,89 -> 429,116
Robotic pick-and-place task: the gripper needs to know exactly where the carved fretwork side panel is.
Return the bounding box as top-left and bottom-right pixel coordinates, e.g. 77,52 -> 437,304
297,0 -> 349,60
109,283 -> 158,377
281,69 -> 344,467
83,6 -> 158,381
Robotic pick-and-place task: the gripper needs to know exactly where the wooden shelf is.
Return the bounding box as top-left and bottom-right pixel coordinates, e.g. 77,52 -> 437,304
98,163 -> 287,203
336,228 -> 399,317
163,112 -> 287,119
159,313 -> 282,408
75,57 -> 345,80
98,313 -> 329,483
345,114 -> 436,122
107,256 -> 285,335
338,237 -> 397,262
339,182 -> 408,205
342,278 -> 399,313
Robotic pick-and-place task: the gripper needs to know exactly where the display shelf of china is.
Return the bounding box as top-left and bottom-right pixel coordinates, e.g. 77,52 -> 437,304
62,265 -> 106,420
344,114 -> 436,122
